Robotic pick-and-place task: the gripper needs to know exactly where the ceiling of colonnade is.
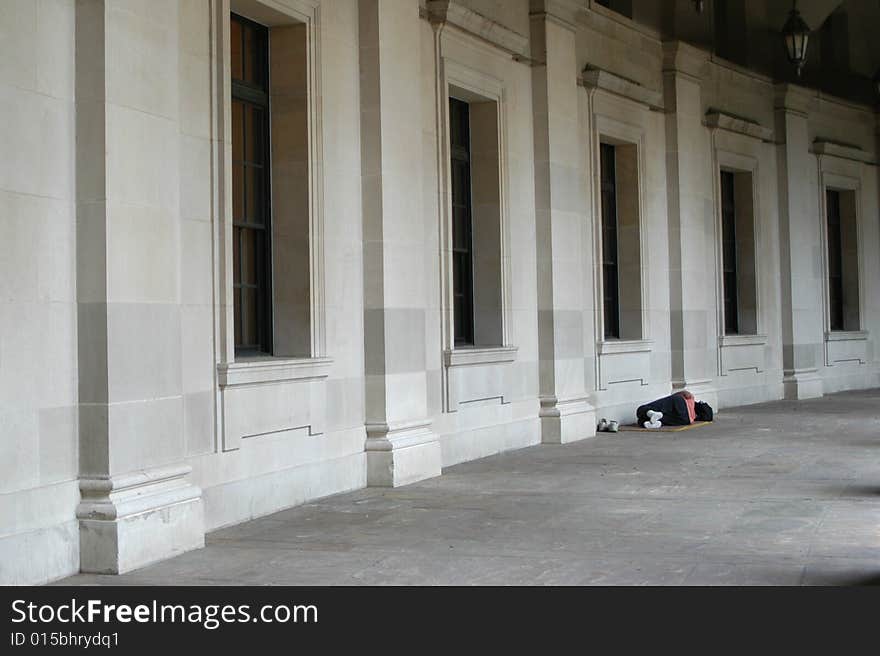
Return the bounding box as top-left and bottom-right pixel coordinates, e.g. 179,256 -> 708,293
631,0 -> 880,105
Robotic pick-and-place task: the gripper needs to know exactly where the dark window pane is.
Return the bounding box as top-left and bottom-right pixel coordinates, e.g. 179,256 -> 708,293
240,228 -> 257,285
233,226 -> 241,284
246,106 -> 265,163
231,19 -> 243,81
233,287 -> 242,344
720,171 -> 739,334
244,166 -> 266,225
600,143 -> 619,339
243,23 -> 254,85
827,189 -> 843,331
449,97 -> 474,346
232,100 -> 244,162
242,287 -> 258,346
232,163 -> 244,221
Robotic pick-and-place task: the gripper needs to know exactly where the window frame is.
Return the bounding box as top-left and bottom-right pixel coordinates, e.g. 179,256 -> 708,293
593,123 -> 647,345
713,148 -> 764,345
439,60 -> 512,355
231,12 -> 273,356
212,0 -> 328,452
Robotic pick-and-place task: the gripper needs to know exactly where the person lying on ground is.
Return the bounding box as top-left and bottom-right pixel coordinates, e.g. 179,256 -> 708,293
636,390 -> 695,428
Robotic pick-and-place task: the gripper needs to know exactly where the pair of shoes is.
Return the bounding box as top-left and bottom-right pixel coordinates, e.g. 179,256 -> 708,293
597,419 -> 619,433
643,420 -> 662,430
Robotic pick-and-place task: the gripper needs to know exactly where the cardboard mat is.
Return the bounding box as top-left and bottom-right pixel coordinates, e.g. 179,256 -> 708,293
617,421 -> 711,433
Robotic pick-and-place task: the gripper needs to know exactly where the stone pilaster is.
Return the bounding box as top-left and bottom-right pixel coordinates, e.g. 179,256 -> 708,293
359,0 -> 441,486
74,0 -> 204,573
774,83 -> 824,399
530,0 -> 595,443
662,41 -> 719,406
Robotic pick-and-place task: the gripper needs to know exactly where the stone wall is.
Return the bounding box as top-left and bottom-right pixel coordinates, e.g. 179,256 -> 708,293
0,0 -> 877,584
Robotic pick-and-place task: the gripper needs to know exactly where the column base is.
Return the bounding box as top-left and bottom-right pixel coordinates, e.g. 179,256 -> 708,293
365,420 -> 442,487
783,369 -> 824,400
539,396 -> 596,444
77,464 -> 204,574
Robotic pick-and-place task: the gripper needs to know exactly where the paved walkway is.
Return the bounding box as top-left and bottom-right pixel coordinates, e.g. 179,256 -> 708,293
61,389 -> 880,585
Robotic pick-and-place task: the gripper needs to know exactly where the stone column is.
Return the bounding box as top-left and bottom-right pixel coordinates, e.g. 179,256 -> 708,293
359,0 -> 441,486
75,0 -> 204,573
530,0 -> 595,443
774,83 -> 824,399
662,41 -> 719,406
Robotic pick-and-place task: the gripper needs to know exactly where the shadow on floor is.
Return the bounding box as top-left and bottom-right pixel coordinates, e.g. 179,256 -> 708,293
840,575 -> 880,586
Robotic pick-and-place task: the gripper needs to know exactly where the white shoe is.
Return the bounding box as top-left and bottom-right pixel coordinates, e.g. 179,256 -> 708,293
643,420 -> 662,430
647,410 -> 663,423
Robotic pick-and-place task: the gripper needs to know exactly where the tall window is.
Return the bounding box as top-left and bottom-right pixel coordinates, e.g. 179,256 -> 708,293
600,143 -> 620,339
718,169 -> 757,335
450,98 -> 475,346
826,190 -> 844,331
720,171 -> 739,334
231,14 -> 272,354
599,140 -> 642,340
825,188 -> 859,332
448,94 -> 503,348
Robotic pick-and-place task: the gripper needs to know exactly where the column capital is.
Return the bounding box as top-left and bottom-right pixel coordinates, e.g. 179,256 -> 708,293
774,82 -> 815,115
662,40 -> 710,81
529,0 -> 584,32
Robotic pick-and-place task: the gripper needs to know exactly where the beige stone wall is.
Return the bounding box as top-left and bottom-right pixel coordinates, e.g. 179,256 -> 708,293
0,0 -> 79,584
1,0 -> 878,584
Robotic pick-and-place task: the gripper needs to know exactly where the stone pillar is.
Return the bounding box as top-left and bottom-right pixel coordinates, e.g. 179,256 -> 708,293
774,83 -> 824,399
530,0 -> 595,443
662,41 -> 719,406
75,0 -> 204,573
359,0 -> 441,486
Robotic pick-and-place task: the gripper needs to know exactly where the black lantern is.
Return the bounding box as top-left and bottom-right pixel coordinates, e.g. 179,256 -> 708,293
693,0 -> 704,13
781,1 -> 810,77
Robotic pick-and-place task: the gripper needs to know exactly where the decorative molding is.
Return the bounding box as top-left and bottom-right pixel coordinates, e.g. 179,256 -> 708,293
444,345 -> 518,367
77,465 -> 200,522
365,419 -> 434,447
706,110 -> 773,142
581,65 -> 663,110
812,139 -> 875,164
719,334 -> 768,348
538,395 -> 593,418
824,330 -> 869,342
426,1 -> 530,60
218,356 -> 333,387
597,339 -> 653,355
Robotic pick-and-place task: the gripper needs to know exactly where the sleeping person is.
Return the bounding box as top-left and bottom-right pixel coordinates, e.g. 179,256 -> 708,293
636,390 -> 713,429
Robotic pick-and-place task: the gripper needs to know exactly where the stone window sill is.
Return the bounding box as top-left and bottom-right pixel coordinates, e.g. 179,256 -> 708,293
824,330 -> 868,342
720,334 -> 767,348
218,356 -> 333,388
597,339 -> 653,355
444,345 -> 518,368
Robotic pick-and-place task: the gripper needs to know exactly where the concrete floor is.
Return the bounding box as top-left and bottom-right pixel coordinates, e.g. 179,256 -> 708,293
60,389 -> 880,586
